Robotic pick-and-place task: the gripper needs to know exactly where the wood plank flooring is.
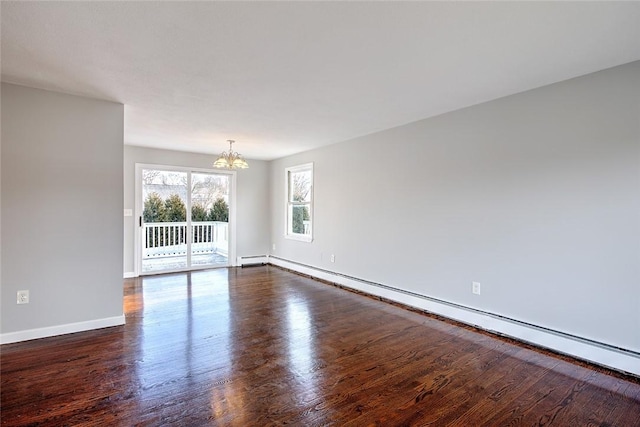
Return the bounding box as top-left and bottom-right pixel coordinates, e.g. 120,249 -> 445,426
2,266 -> 639,426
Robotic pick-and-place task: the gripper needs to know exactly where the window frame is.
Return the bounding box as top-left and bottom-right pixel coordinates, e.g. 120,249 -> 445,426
284,163 -> 314,242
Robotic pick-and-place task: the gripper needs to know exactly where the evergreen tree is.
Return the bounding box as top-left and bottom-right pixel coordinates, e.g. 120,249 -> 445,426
143,193 -> 166,223
164,194 -> 187,222
191,203 -> 208,221
209,197 -> 229,222
292,206 -> 306,233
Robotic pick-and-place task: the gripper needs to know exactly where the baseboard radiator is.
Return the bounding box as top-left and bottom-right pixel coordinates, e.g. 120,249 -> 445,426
266,255 -> 640,378
237,255 -> 269,268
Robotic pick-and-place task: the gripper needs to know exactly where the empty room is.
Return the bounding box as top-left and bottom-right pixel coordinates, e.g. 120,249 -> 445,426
1,2 -> 639,425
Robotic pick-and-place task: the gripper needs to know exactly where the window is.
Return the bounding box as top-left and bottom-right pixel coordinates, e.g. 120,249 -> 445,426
285,163 -> 313,241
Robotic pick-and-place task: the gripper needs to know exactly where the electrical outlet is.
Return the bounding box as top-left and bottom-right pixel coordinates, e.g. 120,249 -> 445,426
17,290 -> 29,304
472,282 -> 481,295
330,254 -> 335,263
272,243 -> 276,251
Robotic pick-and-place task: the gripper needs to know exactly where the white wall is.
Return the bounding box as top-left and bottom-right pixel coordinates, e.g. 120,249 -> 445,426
1,84 -> 124,341
123,146 -> 270,275
269,61 -> 640,355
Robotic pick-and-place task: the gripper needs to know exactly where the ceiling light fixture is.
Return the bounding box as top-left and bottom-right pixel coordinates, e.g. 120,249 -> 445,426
213,140 -> 249,170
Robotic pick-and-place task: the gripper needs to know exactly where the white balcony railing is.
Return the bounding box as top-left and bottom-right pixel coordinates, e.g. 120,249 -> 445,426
143,221 -> 228,259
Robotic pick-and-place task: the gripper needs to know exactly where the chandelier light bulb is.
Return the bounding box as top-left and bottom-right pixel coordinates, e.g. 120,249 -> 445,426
213,140 -> 249,170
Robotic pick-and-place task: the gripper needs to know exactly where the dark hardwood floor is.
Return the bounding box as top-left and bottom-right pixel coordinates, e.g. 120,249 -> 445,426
1,266 -> 639,426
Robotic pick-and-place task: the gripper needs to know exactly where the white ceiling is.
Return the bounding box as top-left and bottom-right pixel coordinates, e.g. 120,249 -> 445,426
2,2 -> 639,160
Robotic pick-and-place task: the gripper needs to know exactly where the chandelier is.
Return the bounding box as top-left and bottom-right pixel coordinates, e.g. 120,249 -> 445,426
213,140 -> 249,169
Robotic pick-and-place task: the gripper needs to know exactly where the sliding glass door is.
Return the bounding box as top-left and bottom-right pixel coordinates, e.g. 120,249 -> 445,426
141,169 -> 188,273
190,172 -> 230,268
137,165 -> 234,275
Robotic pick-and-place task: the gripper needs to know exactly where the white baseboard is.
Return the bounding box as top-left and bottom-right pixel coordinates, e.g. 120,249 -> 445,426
123,271 -> 137,279
268,257 -> 640,377
0,315 -> 126,345
237,255 -> 269,266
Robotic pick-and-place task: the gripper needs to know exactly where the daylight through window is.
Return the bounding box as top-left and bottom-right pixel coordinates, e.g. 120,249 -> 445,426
285,163 -> 313,241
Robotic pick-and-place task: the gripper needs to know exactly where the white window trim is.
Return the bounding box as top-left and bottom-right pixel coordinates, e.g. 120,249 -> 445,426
284,162 -> 313,242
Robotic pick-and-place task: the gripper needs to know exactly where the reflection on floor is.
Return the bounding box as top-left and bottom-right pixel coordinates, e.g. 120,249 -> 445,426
1,266 -> 639,425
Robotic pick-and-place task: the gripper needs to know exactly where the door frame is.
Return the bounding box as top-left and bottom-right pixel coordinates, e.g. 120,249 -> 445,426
134,163 -> 237,276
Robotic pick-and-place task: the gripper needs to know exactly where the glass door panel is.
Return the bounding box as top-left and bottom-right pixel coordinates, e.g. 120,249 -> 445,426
191,173 -> 230,268
141,169 -> 188,274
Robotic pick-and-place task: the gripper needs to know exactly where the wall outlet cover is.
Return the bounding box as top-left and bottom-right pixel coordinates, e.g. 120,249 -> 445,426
17,290 -> 30,304
472,282 -> 481,295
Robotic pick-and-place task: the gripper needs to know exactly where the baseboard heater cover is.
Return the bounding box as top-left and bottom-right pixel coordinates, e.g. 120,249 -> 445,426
237,255 -> 269,268
267,256 -> 640,378
242,263 -> 266,268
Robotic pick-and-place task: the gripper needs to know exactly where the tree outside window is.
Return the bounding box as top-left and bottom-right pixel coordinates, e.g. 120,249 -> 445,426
285,163 -> 313,241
